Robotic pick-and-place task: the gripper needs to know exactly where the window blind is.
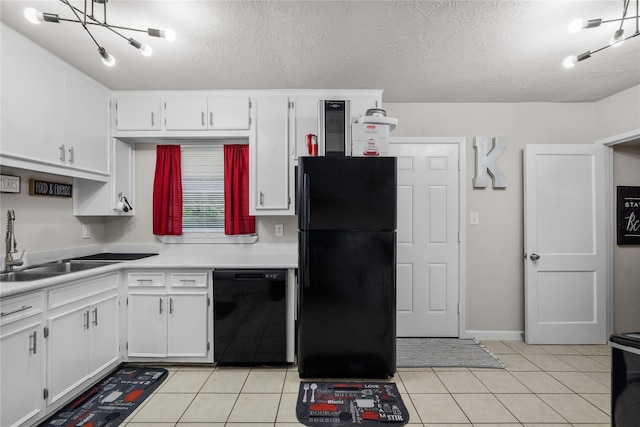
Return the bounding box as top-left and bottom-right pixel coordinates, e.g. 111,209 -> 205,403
181,146 -> 224,231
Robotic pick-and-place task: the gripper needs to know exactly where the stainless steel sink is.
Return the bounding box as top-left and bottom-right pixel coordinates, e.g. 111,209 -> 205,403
0,260 -> 120,282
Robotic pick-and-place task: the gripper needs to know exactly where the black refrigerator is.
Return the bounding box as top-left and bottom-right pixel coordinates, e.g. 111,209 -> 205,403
297,156 -> 397,378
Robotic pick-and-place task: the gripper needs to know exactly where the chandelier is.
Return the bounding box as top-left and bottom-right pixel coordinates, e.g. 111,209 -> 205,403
23,0 -> 176,67
563,0 -> 639,68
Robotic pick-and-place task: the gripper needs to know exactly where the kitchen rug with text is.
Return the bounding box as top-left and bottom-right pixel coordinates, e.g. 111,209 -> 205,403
296,382 -> 409,426
38,366 -> 168,427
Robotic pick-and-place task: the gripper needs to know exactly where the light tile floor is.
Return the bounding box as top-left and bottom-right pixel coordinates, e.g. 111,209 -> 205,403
122,340 -> 611,426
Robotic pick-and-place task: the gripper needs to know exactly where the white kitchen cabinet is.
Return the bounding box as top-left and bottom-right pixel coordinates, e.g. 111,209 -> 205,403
127,270 -> 210,360
73,138 -> 135,216
164,96 -> 251,130
46,274 -> 119,405
115,97 -> 162,130
0,26 -> 110,181
0,293 -> 45,427
250,95 -> 293,215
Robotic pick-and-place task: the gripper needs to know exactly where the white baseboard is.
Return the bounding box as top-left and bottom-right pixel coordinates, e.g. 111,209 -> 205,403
463,330 -> 524,341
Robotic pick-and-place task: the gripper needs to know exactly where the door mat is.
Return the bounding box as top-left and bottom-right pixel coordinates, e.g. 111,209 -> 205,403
296,382 -> 409,426
397,338 -> 505,368
38,367 -> 168,427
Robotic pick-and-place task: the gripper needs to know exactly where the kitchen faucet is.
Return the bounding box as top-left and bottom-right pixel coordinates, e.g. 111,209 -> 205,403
5,210 -> 24,271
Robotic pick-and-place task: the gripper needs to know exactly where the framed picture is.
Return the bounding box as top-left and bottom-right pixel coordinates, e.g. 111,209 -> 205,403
0,175 -> 21,193
617,186 -> 640,245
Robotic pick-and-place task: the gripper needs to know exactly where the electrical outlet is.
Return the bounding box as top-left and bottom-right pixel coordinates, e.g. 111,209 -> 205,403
82,224 -> 92,239
275,223 -> 284,237
470,211 -> 480,226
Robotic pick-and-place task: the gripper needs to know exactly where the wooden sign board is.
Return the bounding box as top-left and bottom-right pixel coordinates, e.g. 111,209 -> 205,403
617,186 -> 640,245
29,179 -> 72,198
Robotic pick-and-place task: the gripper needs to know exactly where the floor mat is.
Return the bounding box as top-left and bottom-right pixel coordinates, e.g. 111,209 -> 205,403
296,382 -> 409,426
38,366 -> 168,427
396,338 -> 504,368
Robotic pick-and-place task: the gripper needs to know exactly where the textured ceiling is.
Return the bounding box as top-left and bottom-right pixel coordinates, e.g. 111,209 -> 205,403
1,0 -> 639,102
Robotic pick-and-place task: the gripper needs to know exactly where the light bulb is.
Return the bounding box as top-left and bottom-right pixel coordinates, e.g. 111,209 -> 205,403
98,47 -> 116,67
563,55 -> 577,68
610,29 -> 625,47
24,7 -> 43,24
140,44 -> 153,57
163,28 -> 176,42
568,19 -> 584,34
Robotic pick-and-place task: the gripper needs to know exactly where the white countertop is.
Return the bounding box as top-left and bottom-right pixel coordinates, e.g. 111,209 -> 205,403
1,243 -> 298,299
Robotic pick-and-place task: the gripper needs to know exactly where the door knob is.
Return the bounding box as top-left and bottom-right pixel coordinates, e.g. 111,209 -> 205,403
530,253 -> 540,261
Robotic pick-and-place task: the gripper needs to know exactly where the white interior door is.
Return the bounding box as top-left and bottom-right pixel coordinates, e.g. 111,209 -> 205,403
389,139 -> 460,337
524,144 -> 607,344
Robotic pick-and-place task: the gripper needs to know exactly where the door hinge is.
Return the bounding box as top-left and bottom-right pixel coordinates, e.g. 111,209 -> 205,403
126,342 -> 128,350
43,388 -> 49,400
207,297 -> 211,306
249,99 -> 252,109
249,117 -> 252,126
43,326 -> 49,338
457,302 -> 460,315
126,297 -> 128,305
207,342 -> 210,351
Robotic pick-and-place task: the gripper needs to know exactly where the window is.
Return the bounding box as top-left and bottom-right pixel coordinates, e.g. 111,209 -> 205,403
181,145 -> 224,233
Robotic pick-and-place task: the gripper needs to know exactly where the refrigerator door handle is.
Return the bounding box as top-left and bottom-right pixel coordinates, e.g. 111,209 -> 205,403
301,173 -> 311,228
300,232 -> 310,288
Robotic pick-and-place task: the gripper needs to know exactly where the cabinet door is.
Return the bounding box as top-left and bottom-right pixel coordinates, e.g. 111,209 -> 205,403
64,72 -> 109,174
253,96 -> 290,212
0,321 -> 43,427
167,292 -> 208,357
208,96 -> 251,130
0,28 -> 64,164
88,294 -> 119,377
164,97 -> 208,130
116,97 -> 161,130
48,305 -> 90,404
128,293 -> 167,357
292,96 -> 321,161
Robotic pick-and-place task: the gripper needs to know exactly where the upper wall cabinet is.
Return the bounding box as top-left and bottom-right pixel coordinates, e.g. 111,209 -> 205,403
112,92 -> 253,137
115,97 -> 162,131
0,25 -> 110,182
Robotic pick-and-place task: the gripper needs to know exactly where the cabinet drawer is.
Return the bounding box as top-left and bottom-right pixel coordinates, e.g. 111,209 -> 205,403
169,272 -> 208,288
128,272 -> 165,287
48,273 -> 119,310
0,292 -> 44,326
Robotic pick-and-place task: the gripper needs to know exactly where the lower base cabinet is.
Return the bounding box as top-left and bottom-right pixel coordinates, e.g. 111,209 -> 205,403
46,274 -> 120,405
0,293 -> 45,427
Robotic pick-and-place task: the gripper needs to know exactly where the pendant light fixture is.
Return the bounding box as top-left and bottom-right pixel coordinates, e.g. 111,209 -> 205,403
23,0 -> 175,67
563,0 -> 639,68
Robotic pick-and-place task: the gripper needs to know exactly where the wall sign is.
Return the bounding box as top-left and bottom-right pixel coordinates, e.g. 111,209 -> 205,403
0,175 -> 21,193
473,136 -> 508,188
617,186 -> 640,245
29,179 -> 72,198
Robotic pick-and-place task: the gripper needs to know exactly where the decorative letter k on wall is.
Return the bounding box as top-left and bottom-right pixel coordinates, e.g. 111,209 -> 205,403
473,136 -> 508,188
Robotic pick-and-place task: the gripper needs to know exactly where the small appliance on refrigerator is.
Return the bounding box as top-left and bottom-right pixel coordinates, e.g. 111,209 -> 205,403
297,156 -> 397,378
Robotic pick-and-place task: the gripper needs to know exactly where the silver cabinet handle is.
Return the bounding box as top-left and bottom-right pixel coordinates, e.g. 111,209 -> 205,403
84,310 -> 90,329
159,298 -> 163,314
1,305 -> 32,317
530,253 -> 540,261
201,111 -> 205,127
92,307 -> 98,326
136,279 -> 153,285
179,279 -> 196,285
259,191 -> 264,206
209,111 -> 213,127
169,297 -> 173,314
68,146 -> 74,164
59,144 -> 66,162
151,111 -> 155,127
29,331 -> 37,354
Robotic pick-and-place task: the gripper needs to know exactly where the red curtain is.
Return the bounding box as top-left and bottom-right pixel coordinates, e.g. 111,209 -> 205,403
224,144 -> 255,235
153,145 -> 183,235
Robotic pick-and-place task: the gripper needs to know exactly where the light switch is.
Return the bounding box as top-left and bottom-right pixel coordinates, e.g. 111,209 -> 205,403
82,224 -> 92,239
275,223 -> 284,237
470,211 -> 480,226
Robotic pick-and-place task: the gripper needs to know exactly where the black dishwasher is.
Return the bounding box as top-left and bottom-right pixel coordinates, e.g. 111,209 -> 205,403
213,269 -> 287,365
